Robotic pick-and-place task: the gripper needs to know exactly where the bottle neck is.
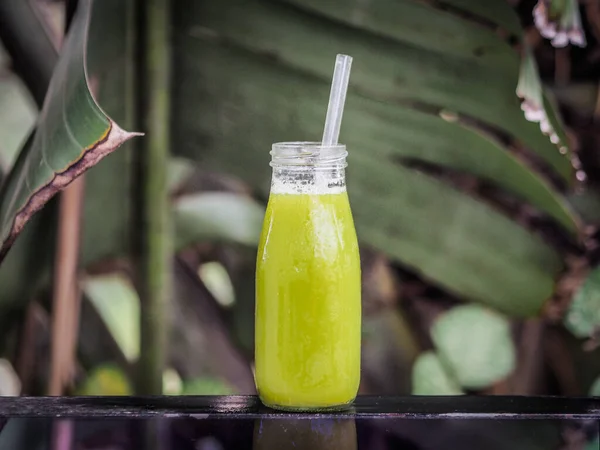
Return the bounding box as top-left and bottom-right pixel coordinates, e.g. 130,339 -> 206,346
271,166 -> 346,195
269,142 -> 348,195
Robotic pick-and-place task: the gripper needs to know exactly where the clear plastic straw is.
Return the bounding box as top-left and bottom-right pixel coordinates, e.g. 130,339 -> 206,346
322,54 -> 353,146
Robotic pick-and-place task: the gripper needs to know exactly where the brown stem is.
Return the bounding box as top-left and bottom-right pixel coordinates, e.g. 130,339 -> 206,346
555,47 -> 571,86
544,327 -> 581,396
510,319 -> 545,395
48,176 -> 85,395
524,26 -> 543,49
584,0 -> 600,44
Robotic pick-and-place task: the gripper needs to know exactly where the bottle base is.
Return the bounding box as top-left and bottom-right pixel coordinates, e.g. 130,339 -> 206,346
259,396 -> 355,413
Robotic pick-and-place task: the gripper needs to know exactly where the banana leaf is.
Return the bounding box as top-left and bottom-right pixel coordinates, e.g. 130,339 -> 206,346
0,0 -> 138,261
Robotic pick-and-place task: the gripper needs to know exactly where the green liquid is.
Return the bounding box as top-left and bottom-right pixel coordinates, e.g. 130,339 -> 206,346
255,192 -> 361,409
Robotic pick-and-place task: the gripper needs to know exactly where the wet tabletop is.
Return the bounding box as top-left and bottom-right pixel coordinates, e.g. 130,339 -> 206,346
0,395 -> 598,449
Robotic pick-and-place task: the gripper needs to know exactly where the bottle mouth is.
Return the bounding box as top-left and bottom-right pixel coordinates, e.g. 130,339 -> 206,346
270,142 -> 348,167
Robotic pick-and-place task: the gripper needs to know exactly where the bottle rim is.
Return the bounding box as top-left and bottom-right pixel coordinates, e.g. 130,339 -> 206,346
270,141 -> 348,167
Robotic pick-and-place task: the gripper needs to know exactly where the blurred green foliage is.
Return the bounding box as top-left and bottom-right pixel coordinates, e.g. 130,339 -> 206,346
0,0 -> 599,409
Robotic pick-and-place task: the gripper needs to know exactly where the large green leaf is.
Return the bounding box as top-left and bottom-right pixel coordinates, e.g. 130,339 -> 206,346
0,45 -> 36,171
174,192 -> 265,250
173,27 -> 563,316
0,0 -> 139,261
412,351 -> 464,395
438,0 -> 523,34
82,273 -> 140,362
179,0 -> 572,182
431,304 -> 516,389
281,0 -> 518,68
198,261 -> 236,307
81,0 -> 134,268
564,266 -> 600,339
589,376 -> 600,396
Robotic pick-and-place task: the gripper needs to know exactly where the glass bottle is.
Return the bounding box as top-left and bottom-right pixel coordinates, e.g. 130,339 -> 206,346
255,142 -> 361,411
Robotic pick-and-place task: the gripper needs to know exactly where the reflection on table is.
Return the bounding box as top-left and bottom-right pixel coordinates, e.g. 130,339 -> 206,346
253,417 -> 357,450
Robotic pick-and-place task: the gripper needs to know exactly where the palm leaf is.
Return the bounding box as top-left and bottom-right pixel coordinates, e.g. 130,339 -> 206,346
172,0 -> 572,316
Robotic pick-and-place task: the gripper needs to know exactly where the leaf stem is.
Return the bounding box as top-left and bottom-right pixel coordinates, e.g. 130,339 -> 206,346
48,176 -> 85,396
48,0 -> 83,398
134,0 -> 172,395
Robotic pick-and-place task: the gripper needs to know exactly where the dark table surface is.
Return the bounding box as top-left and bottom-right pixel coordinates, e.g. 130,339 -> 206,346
0,395 -> 599,418
0,396 -> 598,449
